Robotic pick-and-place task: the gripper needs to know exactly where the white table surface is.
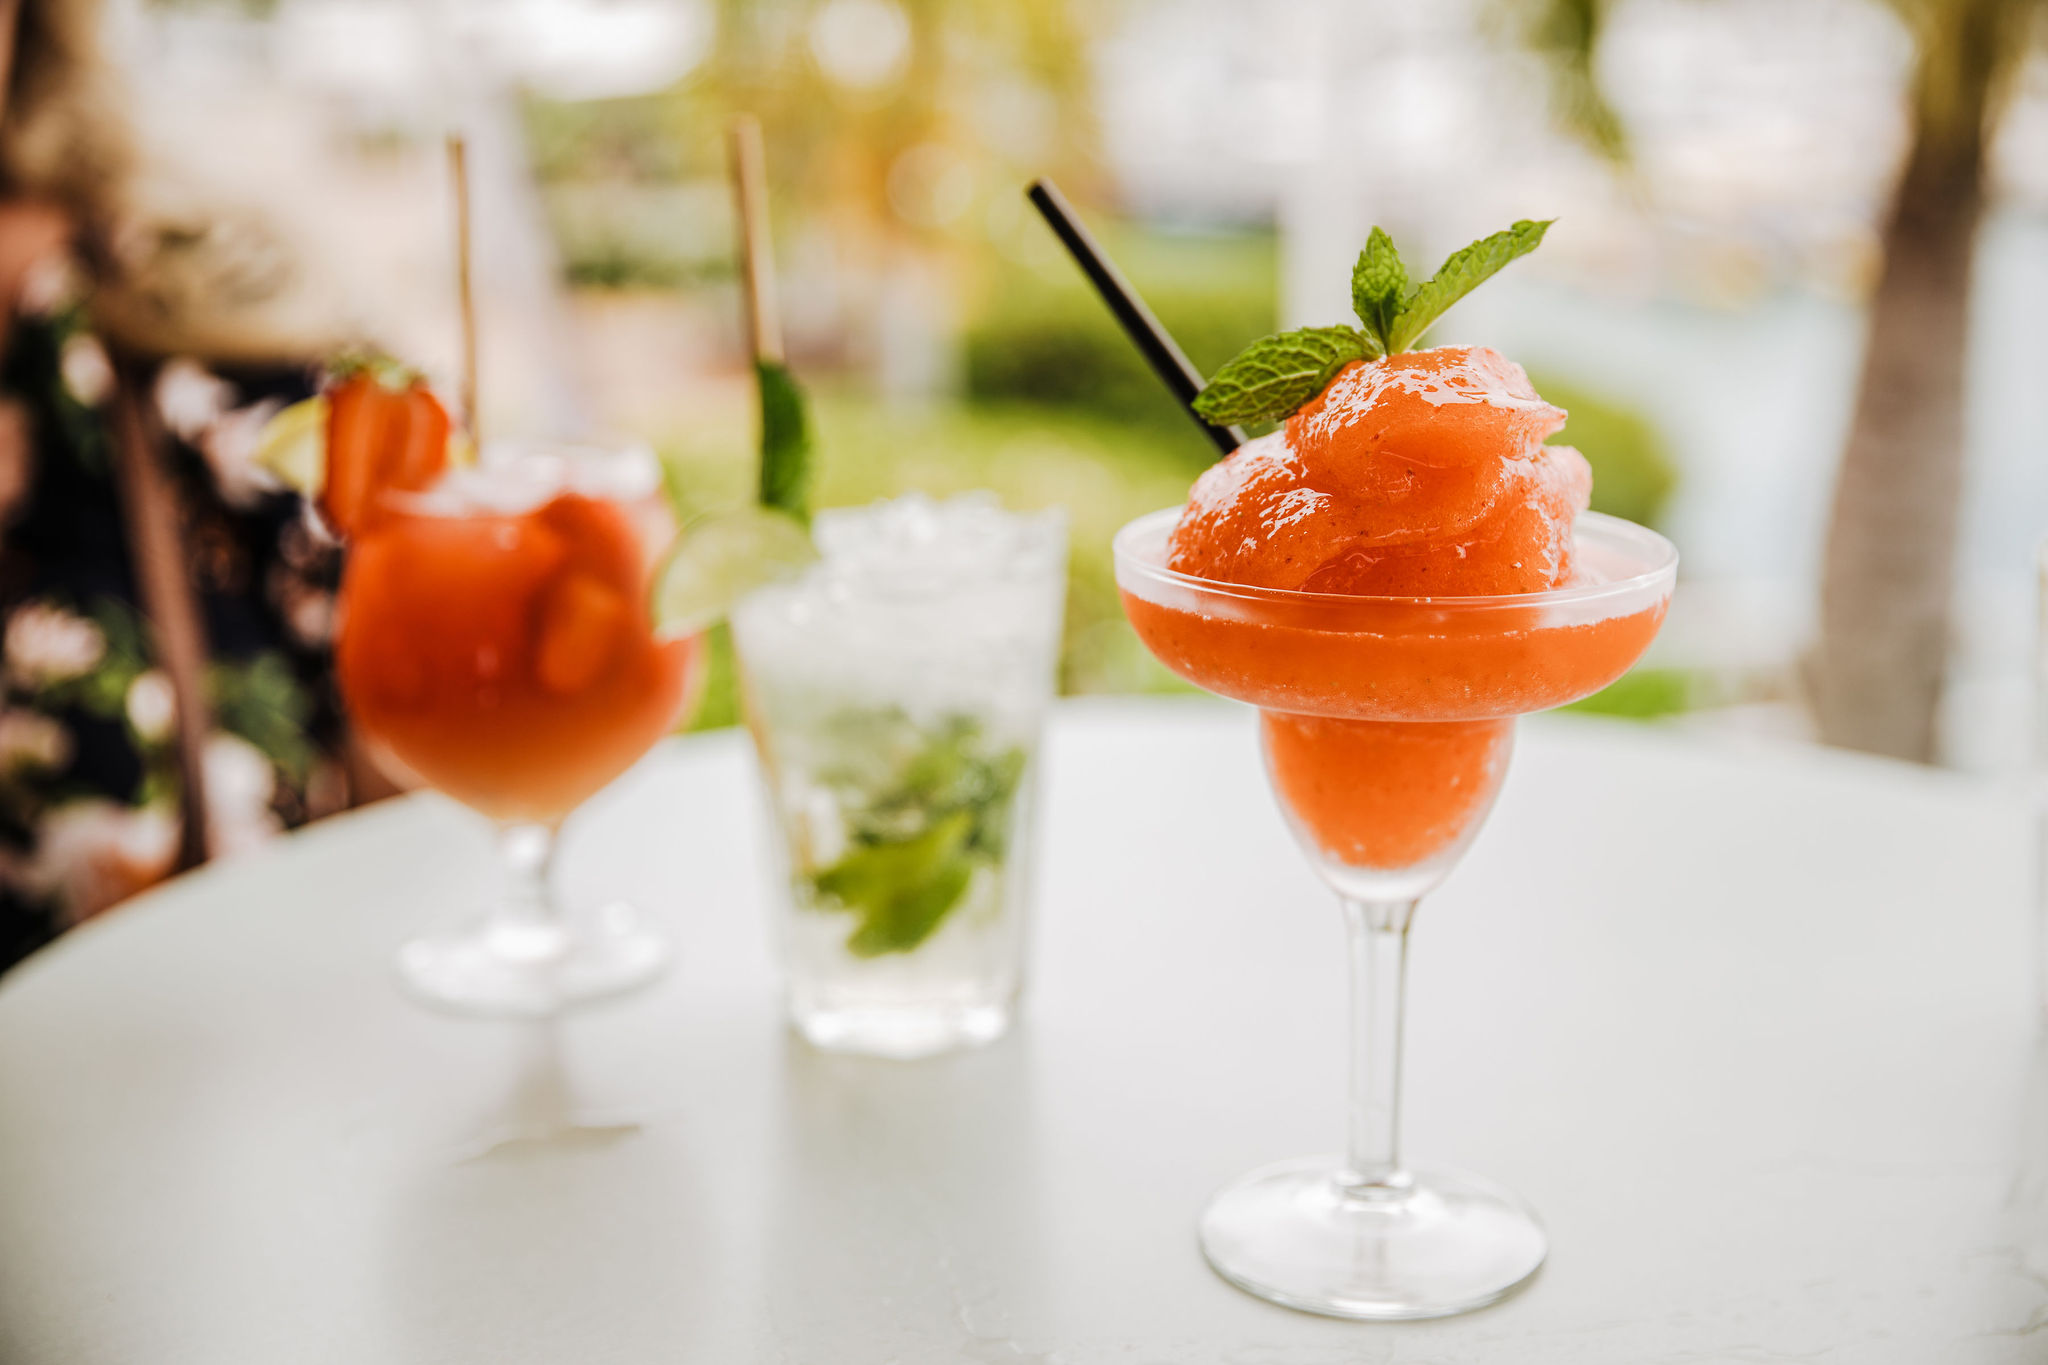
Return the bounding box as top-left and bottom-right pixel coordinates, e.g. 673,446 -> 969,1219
1,698 -> 2043,1363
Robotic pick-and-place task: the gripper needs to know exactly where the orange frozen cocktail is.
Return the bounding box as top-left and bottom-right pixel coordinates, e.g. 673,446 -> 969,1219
1120,346 -> 1668,875
338,472 -> 704,824
1099,215 -> 1676,1321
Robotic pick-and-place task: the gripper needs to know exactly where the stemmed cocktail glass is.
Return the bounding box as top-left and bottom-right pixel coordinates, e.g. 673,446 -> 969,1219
1115,505 -> 1676,1320
337,443 -> 705,1017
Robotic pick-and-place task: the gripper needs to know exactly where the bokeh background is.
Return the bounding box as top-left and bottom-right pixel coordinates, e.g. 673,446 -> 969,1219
0,0 -> 2041,965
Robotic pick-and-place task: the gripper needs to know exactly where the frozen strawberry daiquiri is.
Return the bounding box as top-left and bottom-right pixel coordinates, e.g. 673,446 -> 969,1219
1128,345 -> 1669,898
1112,223 -> 1675,1320
338,444 -> 705,1016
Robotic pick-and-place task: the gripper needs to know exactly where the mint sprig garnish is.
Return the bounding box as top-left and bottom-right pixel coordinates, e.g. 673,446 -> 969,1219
1188,326 -> 1376,427
755,358 -> 813,525
1350,227 -> 1407,344
1385,219 -> 1551,354
1191,218 -> 1553,428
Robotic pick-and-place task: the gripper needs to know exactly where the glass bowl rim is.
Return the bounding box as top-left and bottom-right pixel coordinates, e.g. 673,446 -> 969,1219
1113,506 -> 1678,611
374,438 -> 664,519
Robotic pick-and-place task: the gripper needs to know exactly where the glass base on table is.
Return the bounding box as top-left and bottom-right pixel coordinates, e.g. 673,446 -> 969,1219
791,999 -> 1012,1060
1198,1156 -> 1546,1320
397,901 -> 670,1019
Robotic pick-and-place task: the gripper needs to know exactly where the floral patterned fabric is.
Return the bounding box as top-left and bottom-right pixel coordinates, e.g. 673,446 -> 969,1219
0,276 -> 351,975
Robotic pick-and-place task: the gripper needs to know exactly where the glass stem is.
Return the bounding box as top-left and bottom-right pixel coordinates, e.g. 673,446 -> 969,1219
1341,897 -> 1417,1197
491,821 -> 566,961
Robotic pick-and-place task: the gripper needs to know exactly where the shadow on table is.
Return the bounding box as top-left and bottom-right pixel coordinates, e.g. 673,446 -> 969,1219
444,1022 -> 644,1162
377,1020 -> 715,1363
1999,1035 -> 2048,1335
760,1031 -> 1057,1364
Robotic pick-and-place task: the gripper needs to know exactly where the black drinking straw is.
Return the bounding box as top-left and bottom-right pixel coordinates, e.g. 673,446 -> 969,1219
1026,179 -> 1245,457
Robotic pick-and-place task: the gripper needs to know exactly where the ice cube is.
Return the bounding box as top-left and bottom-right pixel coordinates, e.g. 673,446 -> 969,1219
406,442 -> 661,518
730,492 -> 1067,725
811,491 -> 1065,596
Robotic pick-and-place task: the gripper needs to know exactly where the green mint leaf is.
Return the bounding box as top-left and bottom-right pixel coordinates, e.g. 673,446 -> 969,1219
756,358 -> 812,526
804,710 -> 1028,955
965,747 -> 1027,860
815,809 -> 977,957
864,725 -> 1026,861
1386,219 -> 1552,354
1192,326 -> 1375,426
846,856 -> 973,958
1349,228 -> 1409,350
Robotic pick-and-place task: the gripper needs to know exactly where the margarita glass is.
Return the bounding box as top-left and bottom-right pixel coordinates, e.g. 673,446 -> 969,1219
1115,505 -> 1675,1320
337,443 -> 706,1017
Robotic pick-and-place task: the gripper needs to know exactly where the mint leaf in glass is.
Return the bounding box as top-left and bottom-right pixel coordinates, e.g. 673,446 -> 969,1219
804,711 -> 1028,957
817,809 -> 976,958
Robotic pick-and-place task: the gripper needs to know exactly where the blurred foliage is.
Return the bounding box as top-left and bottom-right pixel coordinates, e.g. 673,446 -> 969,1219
1564,667 -> 1696,720
703,0 -> 1101,243
524,93 -> 695,185
208,652 -> 316,784
1504,0 -> 1629,162
1526,371 -> 1678,530
687,624 -> 741,733
560,242 -> 697,292
145,0 -> 279,12
536,177 -> 735,290
523,0 -> 1105,283
964,226 -> 1277,440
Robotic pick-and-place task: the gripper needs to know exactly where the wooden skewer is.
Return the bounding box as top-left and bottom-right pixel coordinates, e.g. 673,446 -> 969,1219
726,114 -> 783,366
0,0 -> 25,122
108,355 -> 213,868
447,133 -> 479,447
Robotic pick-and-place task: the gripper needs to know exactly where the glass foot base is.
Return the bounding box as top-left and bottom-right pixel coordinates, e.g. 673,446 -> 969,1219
397,902 -> 669,1019
1198,1156 -> 1546,1320
792,1002 -> 1010,1059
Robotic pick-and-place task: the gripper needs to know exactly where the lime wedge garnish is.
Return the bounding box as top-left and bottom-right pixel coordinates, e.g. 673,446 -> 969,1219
253,394 -> 328,498
652,505 -> 818,638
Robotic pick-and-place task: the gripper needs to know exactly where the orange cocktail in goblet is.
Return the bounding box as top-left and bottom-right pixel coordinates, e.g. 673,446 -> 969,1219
337,445 -> 705,1016
1022,192 -> 1672,1318
1105,319 -> 1682,1322
1121,508 -> 1671,894
1116,505 -> 1675,1319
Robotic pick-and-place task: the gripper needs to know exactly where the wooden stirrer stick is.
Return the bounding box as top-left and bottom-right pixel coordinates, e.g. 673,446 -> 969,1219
447,133 -> 480,448
726,115 -> 783,366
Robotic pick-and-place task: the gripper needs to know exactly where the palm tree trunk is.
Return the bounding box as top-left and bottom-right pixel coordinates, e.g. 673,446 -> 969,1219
1808,0 -> 2018,762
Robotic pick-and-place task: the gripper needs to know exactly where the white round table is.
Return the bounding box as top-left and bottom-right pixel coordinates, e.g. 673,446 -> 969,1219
0,699 -> 2042,1362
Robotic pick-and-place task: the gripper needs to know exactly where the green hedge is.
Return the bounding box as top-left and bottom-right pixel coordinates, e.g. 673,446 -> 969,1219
1526,371 -> 1678,530
962,226 -> 1276,444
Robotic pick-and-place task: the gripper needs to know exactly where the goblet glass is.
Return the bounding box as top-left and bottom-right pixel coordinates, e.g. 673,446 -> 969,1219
336,443 -> 705,1017
1115,506 -> 1676,1319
